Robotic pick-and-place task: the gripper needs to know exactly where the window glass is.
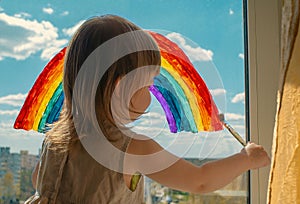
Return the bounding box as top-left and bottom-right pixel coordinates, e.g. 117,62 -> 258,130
0,0 -> 248,203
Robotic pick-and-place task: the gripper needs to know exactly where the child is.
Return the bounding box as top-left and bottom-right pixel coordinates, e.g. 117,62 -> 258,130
27,15 -> 270,204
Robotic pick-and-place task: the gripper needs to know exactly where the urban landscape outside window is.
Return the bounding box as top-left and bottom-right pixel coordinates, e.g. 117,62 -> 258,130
0,1 -> 249,203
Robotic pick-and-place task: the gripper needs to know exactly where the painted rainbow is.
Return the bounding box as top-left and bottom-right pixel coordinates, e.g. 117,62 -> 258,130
14,32 -> 223,133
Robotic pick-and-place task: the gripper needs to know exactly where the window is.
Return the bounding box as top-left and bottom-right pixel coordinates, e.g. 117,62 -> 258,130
0,0 -> 282,203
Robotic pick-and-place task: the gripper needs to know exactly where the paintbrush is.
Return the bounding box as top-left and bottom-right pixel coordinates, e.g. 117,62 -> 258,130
219,113 -> 247,147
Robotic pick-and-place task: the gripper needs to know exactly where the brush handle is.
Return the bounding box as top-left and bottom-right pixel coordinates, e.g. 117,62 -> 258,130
223,122 -> 247,147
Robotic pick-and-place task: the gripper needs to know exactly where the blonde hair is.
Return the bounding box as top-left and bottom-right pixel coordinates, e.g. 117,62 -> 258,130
45,15 -> 161,151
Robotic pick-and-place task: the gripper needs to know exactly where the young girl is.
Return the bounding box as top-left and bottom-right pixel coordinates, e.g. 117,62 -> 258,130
27,15 -> 270,204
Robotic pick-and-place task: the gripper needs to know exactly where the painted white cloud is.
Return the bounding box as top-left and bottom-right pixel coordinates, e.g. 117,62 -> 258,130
166,32 -> 213,61
0,12 -> 68,61
239,53 -> 244,59
210,88 -> 226,96
0,93 -> 27,107
231,92 -> 245,103
229,8 -> 234,15
0,109 -> 19,115
225,113 -> 244,121
60,11 -> 69,16
43,7 -> 54,15
62,20 -> 85,37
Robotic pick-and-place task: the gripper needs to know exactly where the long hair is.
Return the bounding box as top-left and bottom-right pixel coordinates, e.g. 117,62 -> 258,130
45,15 -> 161,151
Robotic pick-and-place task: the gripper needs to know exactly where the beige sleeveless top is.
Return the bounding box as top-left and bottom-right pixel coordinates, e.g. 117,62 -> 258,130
25,124 -> 144,204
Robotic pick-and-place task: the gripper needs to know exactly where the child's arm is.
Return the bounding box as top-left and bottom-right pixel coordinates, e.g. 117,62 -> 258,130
124,139 -> 270,194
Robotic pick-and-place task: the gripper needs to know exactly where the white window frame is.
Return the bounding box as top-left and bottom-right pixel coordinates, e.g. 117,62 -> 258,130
246,0 -> 281,203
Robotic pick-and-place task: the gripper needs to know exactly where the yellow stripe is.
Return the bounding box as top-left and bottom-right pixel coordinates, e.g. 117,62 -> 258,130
161,58 -> 204,130
32,70 -> 63,131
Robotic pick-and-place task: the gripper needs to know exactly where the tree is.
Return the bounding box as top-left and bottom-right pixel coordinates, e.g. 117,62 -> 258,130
19,168 -> 35,201
0,171 -> 16,203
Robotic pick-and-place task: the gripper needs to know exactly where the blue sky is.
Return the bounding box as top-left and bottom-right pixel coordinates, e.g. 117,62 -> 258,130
0,0 -> 246,157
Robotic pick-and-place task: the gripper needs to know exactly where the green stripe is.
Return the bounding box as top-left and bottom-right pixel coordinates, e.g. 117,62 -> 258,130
160,68 -> 197,132
38,83 -> 63,132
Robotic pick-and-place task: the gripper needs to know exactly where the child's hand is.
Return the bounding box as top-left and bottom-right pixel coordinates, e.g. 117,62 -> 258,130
240,142 -> 271,170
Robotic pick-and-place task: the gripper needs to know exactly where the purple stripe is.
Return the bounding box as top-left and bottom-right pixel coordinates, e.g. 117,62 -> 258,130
149,85 -> 177,133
